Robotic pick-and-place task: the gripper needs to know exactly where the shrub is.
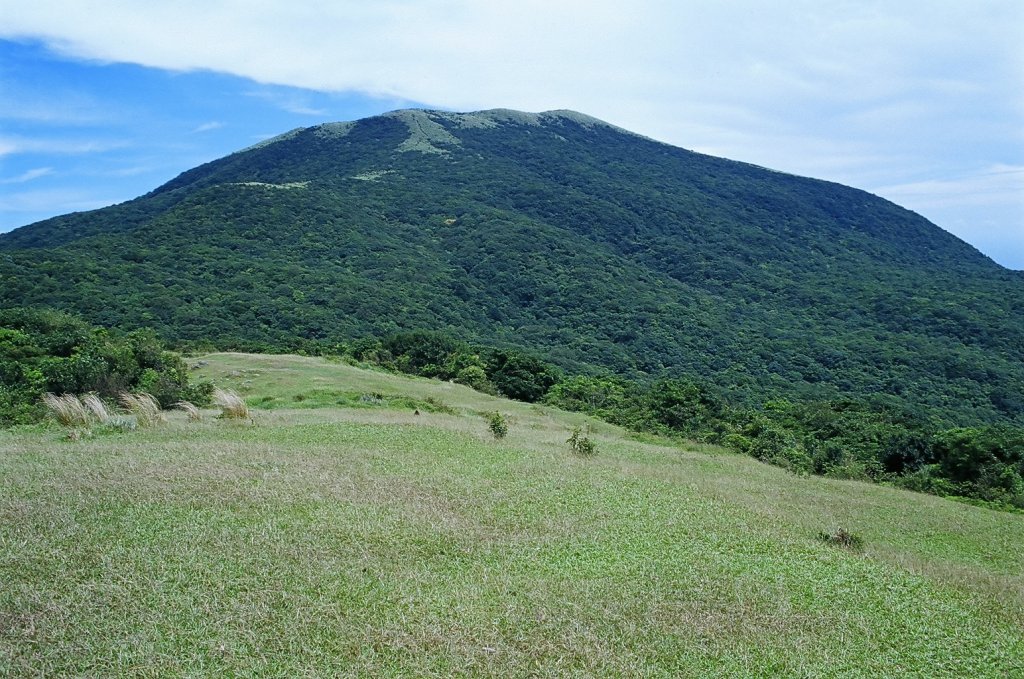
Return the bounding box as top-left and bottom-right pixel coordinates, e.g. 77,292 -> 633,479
346,337 -> 387,364
43,392 -> 139,433
931,426 -> 1024,506
455,365 -> 494,392
488,411 -> 508,439
817,527 -> 864,551
742,417 -> 813,474
180,379 -> 214,407
486,350 -> 561,403
359,392 -> 385,406
823,460 -> 874,482
0,384 -> 42,426
212,387 -> 249,420
645,378 -> 727,437
568,425 -> 597,456
98,415 -> 137,433
422,396 -> 456,414
2,308 -> 211,425
382,330 -> 467,378
722,433 -> 752,455
545,375 -> 629,416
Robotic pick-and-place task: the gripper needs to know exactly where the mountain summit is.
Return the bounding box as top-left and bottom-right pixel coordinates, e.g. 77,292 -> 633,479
2,108 -> 1021,424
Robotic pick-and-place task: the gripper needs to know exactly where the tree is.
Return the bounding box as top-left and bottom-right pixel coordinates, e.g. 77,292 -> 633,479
485,349 -> 561,402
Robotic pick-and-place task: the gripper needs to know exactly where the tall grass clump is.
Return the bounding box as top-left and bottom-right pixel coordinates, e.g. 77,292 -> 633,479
41,393 -> 90,427
174,401 -> 203,422
119,392 -> 165,427
80,393 -> 112,424
212,388 -> 249,420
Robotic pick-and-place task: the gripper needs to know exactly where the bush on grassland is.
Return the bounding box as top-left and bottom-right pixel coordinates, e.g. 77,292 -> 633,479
488,411 -> 508,439
0,307 -> 211,426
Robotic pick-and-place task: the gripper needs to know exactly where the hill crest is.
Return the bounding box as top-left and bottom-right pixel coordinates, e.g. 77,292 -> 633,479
242,108 -> 647,157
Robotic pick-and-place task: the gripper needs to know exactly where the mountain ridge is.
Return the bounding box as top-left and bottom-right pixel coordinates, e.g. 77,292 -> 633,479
4,108 -> 1003,270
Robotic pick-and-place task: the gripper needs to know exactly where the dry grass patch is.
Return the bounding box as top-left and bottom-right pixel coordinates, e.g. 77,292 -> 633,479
174,401 -> 203,422
212,387 -> 249,420
79,393 -> 112,424
41,393 -> 91,427
119,392 -> 164,427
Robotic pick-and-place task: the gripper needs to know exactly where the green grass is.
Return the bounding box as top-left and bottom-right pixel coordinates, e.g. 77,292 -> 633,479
2,353 -> 1022,676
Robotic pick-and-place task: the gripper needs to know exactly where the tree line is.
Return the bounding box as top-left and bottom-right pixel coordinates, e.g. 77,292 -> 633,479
347,330 -> 1024,512
1,314 -> 1020,511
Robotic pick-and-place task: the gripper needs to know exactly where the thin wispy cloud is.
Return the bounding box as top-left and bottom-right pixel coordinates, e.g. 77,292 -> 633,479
244,89 -> 329,116
1,167 -> 54,183
192,121 -> 224,133
877,166 -> 1024,210
0,187 -> 116,213
101,165 -> 155,178
0,135 -> 127,156
0,87 -> 114,125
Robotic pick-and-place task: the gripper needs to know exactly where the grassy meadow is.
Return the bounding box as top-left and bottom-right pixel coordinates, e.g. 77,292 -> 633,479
2,352 -> 1022,677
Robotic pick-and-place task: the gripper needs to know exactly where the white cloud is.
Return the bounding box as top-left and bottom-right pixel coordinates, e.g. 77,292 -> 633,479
243,89 -> 328,116
192,121 -> 224,133
0,139 -> 19,156
0,135 -> 127,156
876,165 -> 1024,210
1,167 -> 54,183
101,165 -> 156,178
1,2 -> 1017,155
0,187 -> 116,213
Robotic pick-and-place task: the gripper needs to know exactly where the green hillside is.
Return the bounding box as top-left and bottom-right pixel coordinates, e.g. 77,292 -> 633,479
2,353 -> 1022,676
2,109 -> 1022,426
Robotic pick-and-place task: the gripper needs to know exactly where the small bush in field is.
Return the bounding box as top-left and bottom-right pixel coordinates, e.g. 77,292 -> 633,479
212,388 -> 249,420
488,411 -> 508,439
99,415 -> 137,433
44,392 -> 138,435
568,425 -> 597,456
359,392 -> 385,406
818,527 -> 864,551
423,396 -> 456,414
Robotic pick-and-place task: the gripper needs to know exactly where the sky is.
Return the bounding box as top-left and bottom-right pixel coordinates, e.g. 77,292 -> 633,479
1,1 -> 1022,269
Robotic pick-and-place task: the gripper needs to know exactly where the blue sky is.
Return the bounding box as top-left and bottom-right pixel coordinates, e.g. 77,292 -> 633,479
0,41 -> 417,227
1,1 -> 1022,269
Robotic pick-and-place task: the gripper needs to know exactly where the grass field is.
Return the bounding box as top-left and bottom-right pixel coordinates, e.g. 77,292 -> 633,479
2,352 -> 1022,676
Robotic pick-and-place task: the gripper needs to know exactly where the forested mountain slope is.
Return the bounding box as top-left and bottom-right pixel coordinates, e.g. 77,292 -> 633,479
2,108 -> 1022,425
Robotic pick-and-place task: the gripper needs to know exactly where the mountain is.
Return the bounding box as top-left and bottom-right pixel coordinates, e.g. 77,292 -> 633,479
2,108 -> 1022,425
